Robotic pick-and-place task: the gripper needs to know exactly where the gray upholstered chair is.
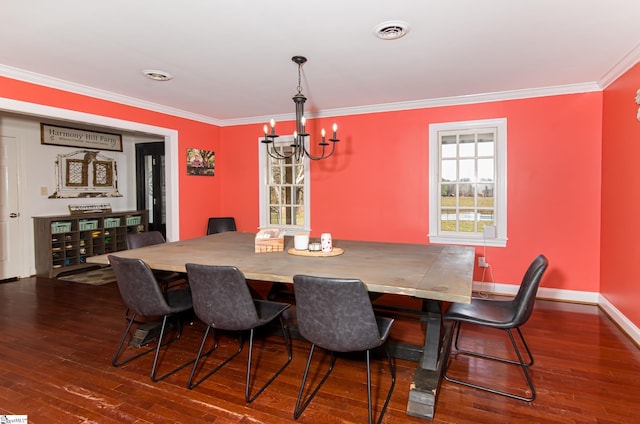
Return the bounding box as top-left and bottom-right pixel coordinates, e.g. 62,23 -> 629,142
126,231 -> 184,290
292,275 -> 395,424
185,263 -> 291,402
206,217 -> 237,235
443,254 -> 549,401
108,254 -> 194,381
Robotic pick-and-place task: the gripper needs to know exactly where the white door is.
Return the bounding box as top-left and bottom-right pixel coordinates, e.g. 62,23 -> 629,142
0,135 -> 21,280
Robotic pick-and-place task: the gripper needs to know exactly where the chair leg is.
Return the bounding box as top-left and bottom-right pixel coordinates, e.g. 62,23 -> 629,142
150,315 -> 198,382
452,322 -> 534,366
112,312 -> 180,368
245,317 -> 293,402
444,322 -> 536,401
365,346 -> 396,424
293,345 -> 336,420
187,326 -> 243,390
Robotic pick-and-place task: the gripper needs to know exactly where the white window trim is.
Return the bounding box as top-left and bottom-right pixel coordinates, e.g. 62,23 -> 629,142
258,135 -> 310,235
428,118 -> 507,247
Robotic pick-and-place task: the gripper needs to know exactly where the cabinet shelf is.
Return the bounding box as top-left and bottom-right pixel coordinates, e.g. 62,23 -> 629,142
34,210 -> 148,278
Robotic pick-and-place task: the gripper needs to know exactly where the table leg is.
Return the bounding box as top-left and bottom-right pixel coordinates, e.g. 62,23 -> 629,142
406,299 -> 451,420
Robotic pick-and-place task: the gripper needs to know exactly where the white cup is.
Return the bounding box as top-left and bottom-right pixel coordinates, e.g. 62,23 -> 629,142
321,233 -> 332,252
294,233 -> 310,250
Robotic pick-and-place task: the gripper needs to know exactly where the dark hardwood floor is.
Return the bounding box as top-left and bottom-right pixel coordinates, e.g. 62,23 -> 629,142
1,276 -> 639,423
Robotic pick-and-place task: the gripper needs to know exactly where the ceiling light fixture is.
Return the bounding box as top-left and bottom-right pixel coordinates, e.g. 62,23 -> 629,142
142,69 -> 173,81
261,56 -> 340,161
374,21 -> 410,40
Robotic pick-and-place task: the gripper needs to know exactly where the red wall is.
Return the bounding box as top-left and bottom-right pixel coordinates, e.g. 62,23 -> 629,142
2,76 -> 605,298
601,62 -> 640,325
220,94 -> 603,293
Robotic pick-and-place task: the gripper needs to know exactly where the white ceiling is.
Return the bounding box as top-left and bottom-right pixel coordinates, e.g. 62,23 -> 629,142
2,1 -> 640,125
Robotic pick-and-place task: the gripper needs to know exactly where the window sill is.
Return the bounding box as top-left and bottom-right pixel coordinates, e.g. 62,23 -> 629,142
428,234 -> 507,247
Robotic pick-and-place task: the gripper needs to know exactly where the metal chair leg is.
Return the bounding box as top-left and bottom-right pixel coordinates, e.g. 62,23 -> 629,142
453,322 -> 534,366
150,315 -> 198,382
187,327 -> 242,390
112,312 -> 181,368
444,321 -> 536,401
245,317 -> 292,402
293,345 -> 336,419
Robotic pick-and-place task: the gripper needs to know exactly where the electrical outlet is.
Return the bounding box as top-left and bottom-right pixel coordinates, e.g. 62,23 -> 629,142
478,256 -> 488,268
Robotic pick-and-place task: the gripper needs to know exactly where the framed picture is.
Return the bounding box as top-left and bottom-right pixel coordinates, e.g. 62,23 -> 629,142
187,148 -> 215,176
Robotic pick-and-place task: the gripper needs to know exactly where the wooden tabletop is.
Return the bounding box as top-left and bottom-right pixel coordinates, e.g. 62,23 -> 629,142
89,232 -> 474,304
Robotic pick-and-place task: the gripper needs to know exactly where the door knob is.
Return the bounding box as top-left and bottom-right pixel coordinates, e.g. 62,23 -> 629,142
9,213 -> 19,218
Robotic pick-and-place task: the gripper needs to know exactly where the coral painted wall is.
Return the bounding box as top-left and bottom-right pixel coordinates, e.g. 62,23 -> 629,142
601,62 -> 640,326
220,94 -> 603,293
2,75 -> 605,299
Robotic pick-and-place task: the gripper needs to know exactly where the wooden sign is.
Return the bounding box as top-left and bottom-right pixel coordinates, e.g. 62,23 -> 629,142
41,123 -> 123,152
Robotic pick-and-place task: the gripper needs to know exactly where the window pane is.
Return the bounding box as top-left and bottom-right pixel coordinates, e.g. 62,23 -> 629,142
440,208 -> 456,231
478,184 -> 494,206
458,209 -> 475,232
477,135 -> 494,156
284,206 -> 292,225
284,165 -> 293,184
459,134 -> 475,157
441,183 -> 455,198
459,159 -> 474,181
478,209 -> 495,228
441,135 -> 457,158
284,186 -> 292,203
269,187 -> 279,203
441,159 -> 457,182
478,158 -> 494,181
269,206 -> 280,225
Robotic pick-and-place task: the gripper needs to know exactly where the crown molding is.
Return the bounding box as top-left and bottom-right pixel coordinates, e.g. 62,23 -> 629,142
0,64 -> 224,126
599,41 -> 640,89
0,64 -> 605,128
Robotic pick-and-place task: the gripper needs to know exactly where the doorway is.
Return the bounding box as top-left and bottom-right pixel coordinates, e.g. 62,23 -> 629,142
135,142 -> 167,237
0,135 -> 22,280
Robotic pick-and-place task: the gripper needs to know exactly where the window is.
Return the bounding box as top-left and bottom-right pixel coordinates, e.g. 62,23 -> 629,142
429,118 -> 507,247
259,135 -> 310,234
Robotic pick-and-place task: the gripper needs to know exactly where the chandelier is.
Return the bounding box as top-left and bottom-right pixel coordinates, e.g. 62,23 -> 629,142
261,56 -> 340,161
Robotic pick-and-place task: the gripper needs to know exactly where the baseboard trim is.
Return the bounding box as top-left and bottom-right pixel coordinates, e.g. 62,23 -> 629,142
473,281 -> 640,347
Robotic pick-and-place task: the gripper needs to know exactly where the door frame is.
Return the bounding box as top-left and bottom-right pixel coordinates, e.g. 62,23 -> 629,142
135,142 -> 166,236
0,133 -> 28,279
0,98 -> 181,277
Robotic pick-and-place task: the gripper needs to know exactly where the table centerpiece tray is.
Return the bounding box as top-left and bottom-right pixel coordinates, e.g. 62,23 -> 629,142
287,247 -> 344,257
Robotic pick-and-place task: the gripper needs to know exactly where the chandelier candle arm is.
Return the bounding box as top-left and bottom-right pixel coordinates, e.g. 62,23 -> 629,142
261,55 -> 341,161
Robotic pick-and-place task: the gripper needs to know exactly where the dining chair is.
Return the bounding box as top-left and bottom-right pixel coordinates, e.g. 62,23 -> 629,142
126,231 -> 184,291
108,254 -> 195,381
292,275 -> 395,424
443,254 -> 549,401
184,263 -> 292,402
206,217 -> 237,235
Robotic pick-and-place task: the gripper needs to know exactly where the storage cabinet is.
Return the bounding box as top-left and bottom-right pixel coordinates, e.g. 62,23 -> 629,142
33,210 -> 148,278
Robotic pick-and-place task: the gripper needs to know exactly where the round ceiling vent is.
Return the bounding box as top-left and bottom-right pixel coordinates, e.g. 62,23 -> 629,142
374,21 -> 410,40
142,69 -> 173,81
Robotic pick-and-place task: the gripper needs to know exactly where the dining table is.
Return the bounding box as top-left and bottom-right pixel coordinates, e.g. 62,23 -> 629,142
88,231 -> 474,420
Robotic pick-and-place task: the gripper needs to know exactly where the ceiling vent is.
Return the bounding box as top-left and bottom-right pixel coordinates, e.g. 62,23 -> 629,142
142,69 -> 173,81
374,21 -> 410,40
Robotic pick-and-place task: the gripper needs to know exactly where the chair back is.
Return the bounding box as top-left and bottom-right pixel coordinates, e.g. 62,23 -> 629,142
108,255 -> 172,316
185,263 -> 258,331
293,275 -> 385,352
511,254 -> 549,327
206,217 -> 237,235
126,231 -> 166,250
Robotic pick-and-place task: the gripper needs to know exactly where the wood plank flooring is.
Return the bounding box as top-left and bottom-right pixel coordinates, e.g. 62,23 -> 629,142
1,276 -> 639,423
